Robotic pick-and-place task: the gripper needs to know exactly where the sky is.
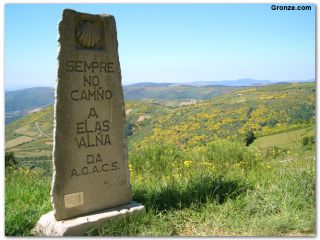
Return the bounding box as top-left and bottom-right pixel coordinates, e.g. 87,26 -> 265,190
4,3 -> 316,90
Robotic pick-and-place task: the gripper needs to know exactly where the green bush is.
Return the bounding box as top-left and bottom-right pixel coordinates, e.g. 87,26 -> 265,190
245,130 -> 256,146
302,136 -> 315,148
130,143 -> 183,176
302,136 -> 309,146
202,140 -> 259,171
264,146 -> 289,159
309,136 -> 315,144
5,152 -> 19,170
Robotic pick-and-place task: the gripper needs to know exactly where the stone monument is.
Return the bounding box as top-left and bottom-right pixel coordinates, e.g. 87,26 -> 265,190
32,9 -> 144,236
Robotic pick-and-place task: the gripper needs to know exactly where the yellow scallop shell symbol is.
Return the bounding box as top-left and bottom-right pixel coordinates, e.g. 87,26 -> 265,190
75,21 -> 101,48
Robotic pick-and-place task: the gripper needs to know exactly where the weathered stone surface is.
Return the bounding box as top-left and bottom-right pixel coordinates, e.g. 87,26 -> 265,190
51,9 -> 132,221
32,201 -> 145,236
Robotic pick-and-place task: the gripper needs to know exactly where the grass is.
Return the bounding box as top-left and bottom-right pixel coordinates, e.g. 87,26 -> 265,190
87,142 -> 315,236
252,126 -> 315,149
5,168 -> 51,236
5,136 -> 34,149
5,139 -> 314,236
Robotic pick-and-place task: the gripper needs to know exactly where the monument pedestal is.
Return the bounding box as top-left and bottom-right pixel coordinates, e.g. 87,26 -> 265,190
32,201 -> 145,236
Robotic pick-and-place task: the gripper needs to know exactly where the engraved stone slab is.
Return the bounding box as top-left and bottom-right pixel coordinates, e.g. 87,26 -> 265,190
32,201 -> 145,236
51,9 -> 132,221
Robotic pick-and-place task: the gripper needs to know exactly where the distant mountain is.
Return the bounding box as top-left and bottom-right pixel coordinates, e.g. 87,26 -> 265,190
124,79 -> 278,88
272,78 -> 315,85
5,87 -> 55,112
289,78 -> 315,83
124,84 -> 241,100
126,82 -> 173,87
185,79 -> 274,87
184,78 -> 315,87
273,81 -> 290,85
5,87 -> 54,124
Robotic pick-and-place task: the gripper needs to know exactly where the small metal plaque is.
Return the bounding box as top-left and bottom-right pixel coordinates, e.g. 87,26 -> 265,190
64,192 -> 84,209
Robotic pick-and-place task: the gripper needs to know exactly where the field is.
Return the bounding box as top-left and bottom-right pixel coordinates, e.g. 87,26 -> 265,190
252,126 -> 315,149
5,82 -> 316,236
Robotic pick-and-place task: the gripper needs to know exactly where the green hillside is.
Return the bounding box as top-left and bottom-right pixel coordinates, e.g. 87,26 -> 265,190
128,82 -> 315,149
5,82 -> 315,169
124,84 -> 243,100
5,82 -> 315,236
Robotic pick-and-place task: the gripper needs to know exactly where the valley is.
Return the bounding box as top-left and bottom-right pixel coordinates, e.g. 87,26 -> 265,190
5,82 -> 316,236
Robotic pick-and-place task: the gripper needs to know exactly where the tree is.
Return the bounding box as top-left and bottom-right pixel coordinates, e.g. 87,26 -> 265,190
302,136 -> 309,146
245,130 -> 256,146
246,107 -> 254,119
302,136 -> 315,147
5,152 -> 19,169
126,123 -> 135,137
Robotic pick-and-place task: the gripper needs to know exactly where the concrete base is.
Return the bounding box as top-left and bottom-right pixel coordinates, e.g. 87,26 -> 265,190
31,201 -> 145,236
